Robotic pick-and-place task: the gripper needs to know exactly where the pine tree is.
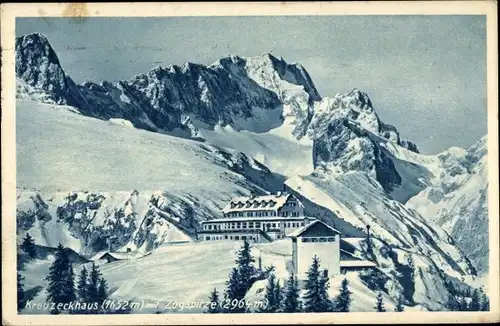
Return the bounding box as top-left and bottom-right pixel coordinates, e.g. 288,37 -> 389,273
45,244 -> 76,307
302,256 -> 322,312
480,292 -> 490,311
97,276 -> 108,306
469,288 -> 481,311
260,273 -> 278,312
21,233 -> 37,259
317,272 -> 332,312
394,294 -> 405,312
17,271 -> 25,312
274,279 -> 283,312
457,292 -> 469,311
66,264 -> 76,302
282,273 -> 301,313
235,240 -> 256,291
208,288 -> 222,313
375,292 -> 386,312
334,278 -> 352,312
77,266 -> 88,301
224,267 -> 246,313
87,262 -> 101,303
446,293 -> 459,311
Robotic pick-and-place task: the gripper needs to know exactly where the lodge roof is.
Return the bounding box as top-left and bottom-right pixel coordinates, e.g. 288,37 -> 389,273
93,251 -> 149,261
202,216 -> 314,223
288,220 -> 341,238
339,260 -> 377,268
221,192 -> 303,213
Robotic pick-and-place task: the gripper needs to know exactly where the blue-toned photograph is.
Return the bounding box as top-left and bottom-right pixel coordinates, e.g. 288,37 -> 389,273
14,14 -> 489,315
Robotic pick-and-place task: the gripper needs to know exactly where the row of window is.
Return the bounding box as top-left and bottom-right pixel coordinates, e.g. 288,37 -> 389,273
301,237 -> 336,243
204,234 -> 285,241
203,221 -> 305,230
205,235 -> 257,241
223,211 -> 301,218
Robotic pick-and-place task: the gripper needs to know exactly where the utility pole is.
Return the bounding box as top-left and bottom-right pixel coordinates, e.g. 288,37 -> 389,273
366,224 -> 371,251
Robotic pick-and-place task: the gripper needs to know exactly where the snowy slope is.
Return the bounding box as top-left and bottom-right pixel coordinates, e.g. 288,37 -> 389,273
16,99 -> 283,256
285,173 -> 480,309
21,240 -> 427,314
16,99 -> 281,194
406,137 -> 489,274
200,125 -> 314,177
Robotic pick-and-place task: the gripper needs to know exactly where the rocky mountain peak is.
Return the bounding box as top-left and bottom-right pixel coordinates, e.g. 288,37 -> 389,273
346,88 -> 374,110
15,33 -> 90,110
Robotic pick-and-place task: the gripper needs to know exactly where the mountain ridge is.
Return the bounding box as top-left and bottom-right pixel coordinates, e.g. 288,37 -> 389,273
15,32 -> 418,151
14,32 -> 489,309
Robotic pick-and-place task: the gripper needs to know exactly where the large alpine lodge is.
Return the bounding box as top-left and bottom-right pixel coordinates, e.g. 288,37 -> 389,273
197,192 -> 314,242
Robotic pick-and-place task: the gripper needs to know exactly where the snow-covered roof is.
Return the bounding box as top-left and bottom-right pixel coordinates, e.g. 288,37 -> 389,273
96,251 -> 148,261
288,220 -> 341,238
89,250 -> 109,261
340,260 -> 377,268
222,192 -> 302,213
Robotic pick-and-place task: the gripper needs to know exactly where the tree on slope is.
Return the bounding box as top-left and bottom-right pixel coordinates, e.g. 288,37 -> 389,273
86,263 -> 101,304
235,240 -> 256,291
282,273 -> 301,313
224,267 -> 246,313
375,292 -> 386,312
333,278 -> 352,312
302,256 -> 331,312
274,279 -> 283,312
208,288 -> 222,313
317,273 -> 332,312
394,294 -> 405,312
45,244 -> 76,312
17,271 -> 25,312
480,290 -> 490,311
97,276 -> 108,306
223,240 -> 258,313
21,233 -> 37,259
77,266 -> 88,302
469,288 -> 481,311
302,256 -> 321,312
260,272 -> 278,312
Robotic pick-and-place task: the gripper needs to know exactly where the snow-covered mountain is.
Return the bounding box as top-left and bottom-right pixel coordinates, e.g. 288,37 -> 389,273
16,33 -> 321,140
406,136 -> 488,274
16,99 -> 283,256
15,32 -> 489,311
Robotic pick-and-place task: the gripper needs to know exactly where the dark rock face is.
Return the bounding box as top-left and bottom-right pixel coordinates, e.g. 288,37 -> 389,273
15,33 -> 90,111
15,32 -> 416,196
15,34 -> 320,139
312,118 -> 402,193
308,91 -> 405,193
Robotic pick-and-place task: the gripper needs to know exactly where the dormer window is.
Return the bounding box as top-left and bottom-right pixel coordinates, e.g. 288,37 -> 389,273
269,201 -> 276,207
238,203 -> 244,208
253,201 -> 260,208
246,202 -> 252,208
261,200 -> 267,207
230,202 -> 236,209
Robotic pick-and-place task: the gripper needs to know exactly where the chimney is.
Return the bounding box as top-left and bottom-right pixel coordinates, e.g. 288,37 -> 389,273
276,191 -> 282,196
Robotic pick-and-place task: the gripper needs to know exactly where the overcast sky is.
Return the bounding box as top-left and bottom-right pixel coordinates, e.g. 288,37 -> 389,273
16,16 -> 487,154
